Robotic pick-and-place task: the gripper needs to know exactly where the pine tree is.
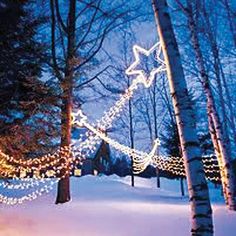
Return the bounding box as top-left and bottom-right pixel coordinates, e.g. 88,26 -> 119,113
0,0 -> 58,159
161,120 -> 181,158
0,0 -> 45,112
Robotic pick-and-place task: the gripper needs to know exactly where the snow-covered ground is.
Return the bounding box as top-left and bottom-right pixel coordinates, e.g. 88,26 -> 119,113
0,175 -> 235,236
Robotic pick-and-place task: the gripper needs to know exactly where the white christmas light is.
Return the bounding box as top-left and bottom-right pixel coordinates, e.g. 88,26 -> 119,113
0,42 -> 221,205
0,179 -> 57,205
125,42 -> 166,88
72,110 -> 87,127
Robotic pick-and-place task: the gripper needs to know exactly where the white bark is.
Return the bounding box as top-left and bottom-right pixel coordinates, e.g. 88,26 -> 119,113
152,0 -> 213,235
202,1 -> 232,156
186,0 -> 236,210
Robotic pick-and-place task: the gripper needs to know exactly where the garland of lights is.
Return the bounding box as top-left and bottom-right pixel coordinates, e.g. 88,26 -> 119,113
71,42 -> 166,165
0,179 -> 57,205
0,42 -> 167,204
0,178 -> 53,190
70,42 -> 221,181
71,110 -> 221,182
0,42 -> 166,175
0,42 -> 221,205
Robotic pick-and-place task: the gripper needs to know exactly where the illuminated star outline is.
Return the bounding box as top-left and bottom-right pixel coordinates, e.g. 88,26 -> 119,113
125,42 -> 166,88
71,110 -> 87,127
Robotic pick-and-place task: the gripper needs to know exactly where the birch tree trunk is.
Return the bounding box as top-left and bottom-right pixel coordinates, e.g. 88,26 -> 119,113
152,0 -> 213,235
201,0 -> 232,155
55,0 -> 76,204
186,0 -> 236,210
208,114 -> 221,160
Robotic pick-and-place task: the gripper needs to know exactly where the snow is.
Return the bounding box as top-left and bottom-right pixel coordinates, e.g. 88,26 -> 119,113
0,175 -> 235,236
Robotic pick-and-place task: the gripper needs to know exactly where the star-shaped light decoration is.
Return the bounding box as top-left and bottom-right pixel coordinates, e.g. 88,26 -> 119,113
71,110 -> 87,127
154,138 -> 161,146
125,42 -> 166,88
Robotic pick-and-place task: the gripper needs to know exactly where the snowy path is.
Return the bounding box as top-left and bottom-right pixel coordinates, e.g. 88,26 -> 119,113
0,175 -> 235,236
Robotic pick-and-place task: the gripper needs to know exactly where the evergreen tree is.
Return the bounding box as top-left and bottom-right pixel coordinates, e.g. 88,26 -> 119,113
0,0 -> 59,159
162,121 -> 214,157
161,120 -> 181,157
198,132 -> 214,155
0,0 -> 44,117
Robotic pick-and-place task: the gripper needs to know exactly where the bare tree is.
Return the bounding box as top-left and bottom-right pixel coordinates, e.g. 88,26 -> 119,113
50,0 -> 76,204
136,74 -> 170,187
200,0 -> 236,151
48,0 -> 143,203
175,0 -> 236,210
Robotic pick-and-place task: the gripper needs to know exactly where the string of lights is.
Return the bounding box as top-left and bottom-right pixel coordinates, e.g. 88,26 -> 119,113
0,42 -> 221,205
0,178 -> 53,190
72,109 -> 221,182
0,43 -> 166,176
0,179 -> 57,205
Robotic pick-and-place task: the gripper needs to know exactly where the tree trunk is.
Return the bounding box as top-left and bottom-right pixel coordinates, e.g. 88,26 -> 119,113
180,177 -> 185,197
156,167 -> 160,188
152,0 -> 213,235
55,78 -> 72,204
151,81 -> 161,188
202,1 -> 232,156
128,79 -> 135,187
186,1 -> 236,210
55,0 -> 76,204
208,114 -> 221,160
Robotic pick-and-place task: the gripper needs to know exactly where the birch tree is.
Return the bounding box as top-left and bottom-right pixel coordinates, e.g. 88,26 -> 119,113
175,0 -> 236,210
152,0 -> 213,234
200,0 -> 236,152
